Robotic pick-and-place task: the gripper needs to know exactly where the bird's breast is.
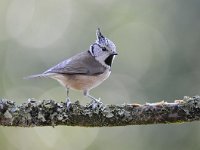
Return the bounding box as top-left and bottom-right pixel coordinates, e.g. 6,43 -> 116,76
52,69 -> 111,91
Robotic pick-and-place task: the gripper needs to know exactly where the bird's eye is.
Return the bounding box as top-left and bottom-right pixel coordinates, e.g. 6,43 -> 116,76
102,47 -> 107,51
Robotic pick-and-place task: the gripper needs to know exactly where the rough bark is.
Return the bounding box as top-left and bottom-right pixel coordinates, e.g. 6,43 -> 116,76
0,96 -> 200,127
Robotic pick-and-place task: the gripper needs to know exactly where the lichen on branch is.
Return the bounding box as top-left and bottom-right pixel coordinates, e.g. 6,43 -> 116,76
0,96 -> 200,127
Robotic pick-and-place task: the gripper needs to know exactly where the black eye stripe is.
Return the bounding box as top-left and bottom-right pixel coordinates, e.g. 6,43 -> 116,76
102,47 -> 107,51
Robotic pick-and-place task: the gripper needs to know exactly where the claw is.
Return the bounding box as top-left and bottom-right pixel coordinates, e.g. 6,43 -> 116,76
88,98 -> 103,109
65,97 -> 71,111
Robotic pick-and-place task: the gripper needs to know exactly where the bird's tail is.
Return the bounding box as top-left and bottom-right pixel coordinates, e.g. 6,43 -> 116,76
24,73 -> 57,80
23,74 -> 47,80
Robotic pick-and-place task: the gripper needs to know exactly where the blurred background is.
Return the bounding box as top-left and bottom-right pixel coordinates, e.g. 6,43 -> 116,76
0,0 -> 200,149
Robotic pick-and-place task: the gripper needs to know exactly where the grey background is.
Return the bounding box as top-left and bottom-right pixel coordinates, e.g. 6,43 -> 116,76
0,0 -> 200,150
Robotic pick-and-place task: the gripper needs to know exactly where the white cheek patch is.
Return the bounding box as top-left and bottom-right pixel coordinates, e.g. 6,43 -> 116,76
91,44 -> 103,57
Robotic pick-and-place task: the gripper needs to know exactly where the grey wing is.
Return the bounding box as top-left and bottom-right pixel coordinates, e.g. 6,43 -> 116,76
44,51 -> 106,75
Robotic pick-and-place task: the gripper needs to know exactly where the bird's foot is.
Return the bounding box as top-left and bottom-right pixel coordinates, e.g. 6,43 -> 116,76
65,97 -> 71,111
88,98 -> 103,110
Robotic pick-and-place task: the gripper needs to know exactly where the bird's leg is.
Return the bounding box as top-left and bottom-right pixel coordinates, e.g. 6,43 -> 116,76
83,90 -> 103,109
83,90 -> 100,102
66,88 -> 70,99
65,88 -> 71,110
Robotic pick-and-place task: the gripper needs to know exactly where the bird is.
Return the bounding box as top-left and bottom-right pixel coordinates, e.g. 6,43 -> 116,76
26,28 -> 118,107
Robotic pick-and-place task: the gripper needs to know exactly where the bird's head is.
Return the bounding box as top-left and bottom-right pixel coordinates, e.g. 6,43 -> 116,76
89,28 -> 118,68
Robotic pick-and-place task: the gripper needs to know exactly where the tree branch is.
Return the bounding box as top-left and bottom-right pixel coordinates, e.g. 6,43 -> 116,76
0,96 -> 200,127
